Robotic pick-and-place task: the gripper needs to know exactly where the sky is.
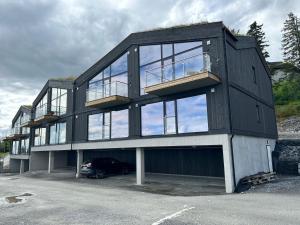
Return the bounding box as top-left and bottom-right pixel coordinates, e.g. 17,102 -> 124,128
0,0 -> 299,136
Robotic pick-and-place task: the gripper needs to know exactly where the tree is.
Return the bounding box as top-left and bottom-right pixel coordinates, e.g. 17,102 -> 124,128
282,12 -> 300,68
247,21 -> 270,58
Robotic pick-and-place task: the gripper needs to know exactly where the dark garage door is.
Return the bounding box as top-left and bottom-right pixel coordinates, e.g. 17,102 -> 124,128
145,146 -> 224,177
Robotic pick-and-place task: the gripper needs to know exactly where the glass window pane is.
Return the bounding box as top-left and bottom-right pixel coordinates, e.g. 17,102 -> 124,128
163,44 -> 173,58
177,95 -> 208,133
50,125 -> 56,144
165,101 -> 176,134
89,73 -> 103,88
142,102 -> 164,136
59,123 -> 66,144
51,88 -> 58,100
111,109 -> 128,138
88,114 -> 102,141
103,67 -> 110,78
174,41 -> 202,54
139,45 -> 161,66
34,129 -> 39,146
165,116 -> 176,134
111,53 -> 128,75
41,128 -> 46,145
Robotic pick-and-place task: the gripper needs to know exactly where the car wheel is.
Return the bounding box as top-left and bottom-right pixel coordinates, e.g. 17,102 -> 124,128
122,167 -> 129,175
95,170 -> 105,179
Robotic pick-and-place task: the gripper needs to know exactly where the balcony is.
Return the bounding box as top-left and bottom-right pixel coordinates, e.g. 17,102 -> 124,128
31,104 -> 65,126
144,53 -> 221,96
85,81 -> 130,108
3,127 -> 26,140
20,114 -> 32,127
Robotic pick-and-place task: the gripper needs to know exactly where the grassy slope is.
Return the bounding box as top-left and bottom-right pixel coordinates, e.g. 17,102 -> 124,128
270,62 -> 300,120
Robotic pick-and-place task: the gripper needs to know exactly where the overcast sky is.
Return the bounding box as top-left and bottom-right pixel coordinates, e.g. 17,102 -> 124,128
0,0 -> 299,136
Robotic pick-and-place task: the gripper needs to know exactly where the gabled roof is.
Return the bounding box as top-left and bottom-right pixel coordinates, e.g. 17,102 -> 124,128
11,105 -> 32,126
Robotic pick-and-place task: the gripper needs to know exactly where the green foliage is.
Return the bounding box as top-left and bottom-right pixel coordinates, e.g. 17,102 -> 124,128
275,101 -> 300,119
282,12 -> 300,68
272,62 -> 300,119
247,21 -> 269,58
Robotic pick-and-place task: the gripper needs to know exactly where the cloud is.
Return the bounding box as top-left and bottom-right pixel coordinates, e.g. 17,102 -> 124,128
0,0 -> 299,137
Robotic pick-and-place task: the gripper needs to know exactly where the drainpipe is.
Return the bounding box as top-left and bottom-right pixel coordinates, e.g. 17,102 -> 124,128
223,27 -> 236,189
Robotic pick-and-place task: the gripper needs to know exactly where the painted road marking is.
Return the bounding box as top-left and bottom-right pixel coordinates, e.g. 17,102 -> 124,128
152,206 -> 195,225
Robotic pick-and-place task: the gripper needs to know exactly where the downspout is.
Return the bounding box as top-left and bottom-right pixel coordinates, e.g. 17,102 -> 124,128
223,28 -> 236,189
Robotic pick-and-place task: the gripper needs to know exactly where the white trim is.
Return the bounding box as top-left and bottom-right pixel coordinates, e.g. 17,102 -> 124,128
31,144 -> 72,152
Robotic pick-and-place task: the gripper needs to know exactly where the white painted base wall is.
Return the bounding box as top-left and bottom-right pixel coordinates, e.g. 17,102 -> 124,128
232,135 -> 276,184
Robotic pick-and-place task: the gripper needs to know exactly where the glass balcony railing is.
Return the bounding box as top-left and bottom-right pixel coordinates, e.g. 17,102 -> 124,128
22,127 -> 30,135
35,104 -> 48,119
34,104 -> 67,120
86,81 -> 128,103
8,127 -> 21,137
145,53 -> 212,87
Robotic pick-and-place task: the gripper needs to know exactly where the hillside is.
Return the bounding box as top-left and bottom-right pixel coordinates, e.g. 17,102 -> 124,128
269,62 -> 300,139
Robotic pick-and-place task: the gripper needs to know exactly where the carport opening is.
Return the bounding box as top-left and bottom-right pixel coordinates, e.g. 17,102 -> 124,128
144,146 -> 224,178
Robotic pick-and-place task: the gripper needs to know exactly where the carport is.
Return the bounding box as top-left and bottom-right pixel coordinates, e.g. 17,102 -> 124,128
75,146 -> 225,192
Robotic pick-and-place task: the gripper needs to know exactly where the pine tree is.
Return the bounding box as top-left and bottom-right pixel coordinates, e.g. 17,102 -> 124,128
247,21 -> 270,58
282,12 -> 300,68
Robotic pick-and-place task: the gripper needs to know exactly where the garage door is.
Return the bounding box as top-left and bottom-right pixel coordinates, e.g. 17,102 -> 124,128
145,146 -> 224,177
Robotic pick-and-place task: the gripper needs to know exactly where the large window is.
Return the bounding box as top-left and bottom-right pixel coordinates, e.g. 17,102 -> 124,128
35,93 -> 48,119
141,94 -> 208,136
34,127 -> 46,146
21,138 -> 30,154
50,122 -> 66,144
111,109 -> 129,138
88,52 -> 128,101
88,109 -> 128,141
139,41 -> 203,95
51,88 -> 67,115
12,141 -> 19,154
177,95 -> 208,133
141,102 -> 164,136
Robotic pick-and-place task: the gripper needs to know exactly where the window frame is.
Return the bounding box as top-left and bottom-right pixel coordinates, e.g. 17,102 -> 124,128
49,122 -> 67,145
87,109 -> 129,141
141,94 -> 208,137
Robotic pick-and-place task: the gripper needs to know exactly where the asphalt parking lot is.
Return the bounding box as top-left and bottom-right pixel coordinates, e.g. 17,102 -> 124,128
1,171 -> 300,225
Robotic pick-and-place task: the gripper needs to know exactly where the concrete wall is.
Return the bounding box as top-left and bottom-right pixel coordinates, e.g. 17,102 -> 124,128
29,152 -> 49,171
54,151 -> 68,169
232,135 -> 276,183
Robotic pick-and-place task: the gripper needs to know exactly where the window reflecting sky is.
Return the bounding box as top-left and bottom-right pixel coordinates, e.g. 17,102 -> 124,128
142,94 -> 208,136
177,95 -> 208,133
142,102 -> 164,135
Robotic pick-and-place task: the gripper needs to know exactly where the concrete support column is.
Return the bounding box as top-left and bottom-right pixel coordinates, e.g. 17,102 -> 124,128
48,151 -> 54,174
222,136 -> 235,193
136,147 -> 145,185
76,150 -> 83,178
20,160 -> 25,174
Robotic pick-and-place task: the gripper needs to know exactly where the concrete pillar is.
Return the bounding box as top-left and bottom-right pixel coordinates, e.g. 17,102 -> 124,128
20,160 -> 25,174
76,150 -> 83,178
222,136 -> 235,193
48,151 -> 54,174
136,147 -> 145,185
